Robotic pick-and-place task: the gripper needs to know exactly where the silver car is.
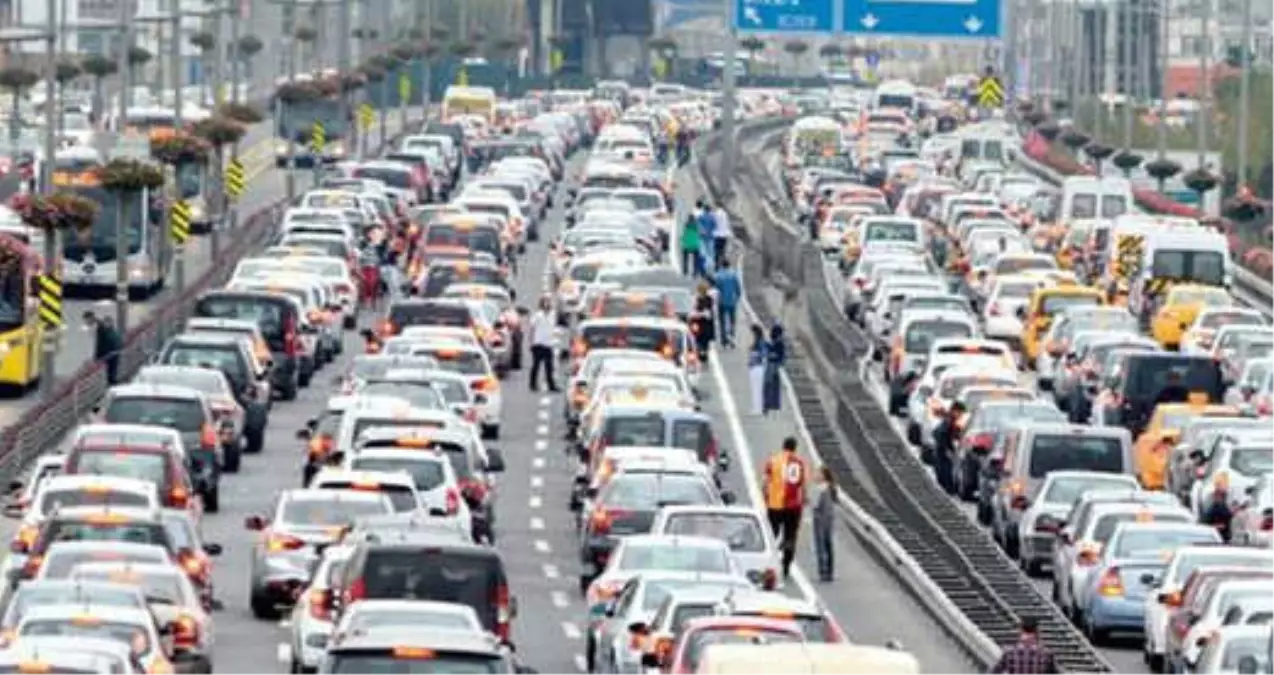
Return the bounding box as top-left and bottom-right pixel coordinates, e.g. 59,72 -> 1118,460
1014,471 -> 1140,576
648,506 -> 780,589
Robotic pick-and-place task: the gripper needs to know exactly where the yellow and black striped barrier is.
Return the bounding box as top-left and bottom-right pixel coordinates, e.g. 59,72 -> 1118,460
311,122 -> 326,154
225,160 -> 246,200
171,199 -> 191,245
358,104 -> 374,131
36,274 -> 62,329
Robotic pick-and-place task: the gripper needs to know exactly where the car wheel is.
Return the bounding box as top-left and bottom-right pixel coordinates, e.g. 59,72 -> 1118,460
250,590 -> 280,620
1022,556 -> 1042,577
1004,529 -> 1020,559
976,499 -> 991,525
585,633 -> 596,672
1085,614 -> 1107,646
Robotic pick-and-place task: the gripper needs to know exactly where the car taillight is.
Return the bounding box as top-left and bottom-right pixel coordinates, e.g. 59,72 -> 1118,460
284,315 -> 299,357
265,532 -> 306,553
1262,510 -> 1273,532
493,584 -> 511,642
309,588 -> 332,621
705,437 -> 719,465
200,425 -> 217,450
471,377 -> 498,393
21,554 -> 42,579
178,550 -> 207,581
308,434 -> 334,460
345,577 -> 366,606
445,488 -> 460,515
1161,591 -> 1182,607
173,614 -> 199,647
590,508 -> 613,535
169,486 -> 190,509
1097,567 -> 1124,597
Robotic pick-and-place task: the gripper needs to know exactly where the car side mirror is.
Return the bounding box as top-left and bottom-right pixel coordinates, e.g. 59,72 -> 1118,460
1016,307 -> 1027,320
484,448 -> 506,473
243,515 -> 266,531
296,427 -> 312,440
203,543 -> 223,556
720,491 -> 737,505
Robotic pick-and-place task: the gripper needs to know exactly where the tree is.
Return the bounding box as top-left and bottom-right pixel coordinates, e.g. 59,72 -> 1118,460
81,54 -> 117,121
189,31 -> 215,53
216,102 -> 264,125
237,34 -> 264,79
783,40 -> 809,74
127,46 -> 152,69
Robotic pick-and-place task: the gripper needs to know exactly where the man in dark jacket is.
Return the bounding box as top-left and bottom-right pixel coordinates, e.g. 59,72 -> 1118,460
931,401 -> 964,495
85,306 -> 122,384
990,617 -> 1058,673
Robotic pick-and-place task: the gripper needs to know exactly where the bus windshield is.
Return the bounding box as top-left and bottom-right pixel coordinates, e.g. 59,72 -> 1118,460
0,255 -> 24,330
175,163 -> 204,199
61,188 -> 143,261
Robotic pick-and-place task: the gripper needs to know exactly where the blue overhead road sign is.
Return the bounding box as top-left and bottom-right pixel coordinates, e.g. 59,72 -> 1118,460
735,0 -> 835,33
842,0 -> 1002,38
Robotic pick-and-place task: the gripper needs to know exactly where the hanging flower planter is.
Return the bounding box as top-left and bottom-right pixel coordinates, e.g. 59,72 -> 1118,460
275,80 -> 325,104
192,115 -> 246,148
11,191 -> 99,233
1036,121 -> 1061,142
391,44 -> 415,63
337,71 -> 365,92
1023,110 -> 1047,126
1059,129 -> 1090,150
216,102 -> 265,125
360,63 -> 386,82
100,158 -> 165,193
1083,142 -> 1114,162
54,60 -> 81,84
1182,167 -> 1220,195
1144,157 -> 1182,183
151,133 -> 211,166
1111,151 -> 1143,174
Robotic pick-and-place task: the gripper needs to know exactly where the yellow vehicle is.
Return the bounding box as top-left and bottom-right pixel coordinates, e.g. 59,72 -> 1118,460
694,643 -> 920,675
441,86 -> 497,125
1132,402 -> 1239,489
0,233 -> 43,391
1150,284 -> 1233,350
1019,285 -> 1106,363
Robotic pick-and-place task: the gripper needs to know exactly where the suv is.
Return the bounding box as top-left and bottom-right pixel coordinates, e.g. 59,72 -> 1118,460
194,289 -> 308,399
158,333 -> 271,454
1096,353 -> 1225,437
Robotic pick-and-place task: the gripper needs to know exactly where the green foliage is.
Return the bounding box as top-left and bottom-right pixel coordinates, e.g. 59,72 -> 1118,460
99,158 -> 165,193
150,133 -> 211,166
12,191 -> 99,232
0,67 -> 39,92
294,26 -> 317,42
783,40 -> 809,56
216,102 -> 265,124
81,53 -> 117,78
127,46 -> 152,67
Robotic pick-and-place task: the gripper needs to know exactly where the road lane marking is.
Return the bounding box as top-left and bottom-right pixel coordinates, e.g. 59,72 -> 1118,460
531,475 -> 544,489
276,643 -> 291,664
543,563 -> 560,579
537,424 -> 549,436
533,456 -> 546,469
709,344 -> 818,603
278,618 -> 291,629
534,539 -> 551,553
574,655 -> 587,672
535,439 -> 548,452
537,410 -> 550,421
530,495 -> 543,509
551,589 -> 569,607
540,396 -> 552,407
531,516 -> 545,530
562,622 -> 581,640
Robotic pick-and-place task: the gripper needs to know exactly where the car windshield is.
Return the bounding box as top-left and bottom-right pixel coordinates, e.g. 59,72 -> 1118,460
71,568 -> 184,605
1113,528 -> 1218,558
1043,476 -> 1137,504
618,544 -> 731,574
602,473 -> 714,510
1028,434 -> 1125,477
281,497 -> 390,526
351,457 -> 447,492
104,397 -> 203,432
663,514 -> 766,552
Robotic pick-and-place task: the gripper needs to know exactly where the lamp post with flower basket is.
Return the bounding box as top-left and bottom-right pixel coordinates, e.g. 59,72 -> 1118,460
10,190 -> 98,392
192,115 -> 247,258
98,158 -> 164,332
150,132 -> 210,292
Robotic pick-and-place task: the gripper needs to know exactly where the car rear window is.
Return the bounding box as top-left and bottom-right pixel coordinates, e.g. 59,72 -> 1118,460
281,497 -> 390,525
1093,512 -> 1189,543
20,619 -> 152,655
105,397 -> 204,433
1113,529 -> 1218,558
319,482 -> 416,512
41,550 -> 165,580
423,267 -> 504,298
1125,358 -> 1224,398
38,489 -> 150,516
581,325 -> 680,358
428,350 -> 488,376
163,345 -> 246,382
1231,448 -> 1274,477
603,415 -> 666,447
195,295 -> 287,340
905,321 -> 974,353
351,457 -> 447,492
359,548 -> 504,631
618,544 -> 731,574
38,521 -> 167,550
424,225 -> 501,257
71,450 -> 168,486
352,167 -> 412,189
684,628 -> 802,671
601,473 -> 715,510
1027,434 -> 1126,477
326,650 -> 505,674
389,303 -> 471,330
663,514 -> 766,552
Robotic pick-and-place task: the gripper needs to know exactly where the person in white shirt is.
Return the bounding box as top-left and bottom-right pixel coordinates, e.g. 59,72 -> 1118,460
712,205 -> 731,269
527,295 -> 559,392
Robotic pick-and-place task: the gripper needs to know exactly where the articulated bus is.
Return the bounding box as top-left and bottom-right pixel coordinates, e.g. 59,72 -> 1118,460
53,151 -> 170,297
0,232 -> 43,390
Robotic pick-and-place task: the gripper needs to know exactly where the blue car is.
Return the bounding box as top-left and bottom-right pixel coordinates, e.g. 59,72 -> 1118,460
1076,521 -> 1221,645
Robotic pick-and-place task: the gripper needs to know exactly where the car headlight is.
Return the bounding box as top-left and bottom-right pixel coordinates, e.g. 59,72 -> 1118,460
330,143 -> 346,156
275,141 -> 288,154
189,203 -> 204,220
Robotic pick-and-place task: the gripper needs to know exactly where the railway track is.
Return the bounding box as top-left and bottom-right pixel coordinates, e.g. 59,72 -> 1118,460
697,120 -> 1115,673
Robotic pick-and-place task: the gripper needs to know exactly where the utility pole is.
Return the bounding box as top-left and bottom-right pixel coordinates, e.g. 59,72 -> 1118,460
720,0 -> 737,200
209,0 -> 225,257
39,0 -> 59,394
116,0 -> 133,334
1236,0 -> 1252,188
171,0 -> 185,292
1120,0 -> 1133,149
1155,0 -> 1169,167
1195,0 -> 1211,170
337,0 -> 351,153
226,0 -> 241,240
282,0 -> 297,202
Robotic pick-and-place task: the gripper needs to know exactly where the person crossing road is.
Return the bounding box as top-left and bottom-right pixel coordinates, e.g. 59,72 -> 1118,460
762,436 -> 808,580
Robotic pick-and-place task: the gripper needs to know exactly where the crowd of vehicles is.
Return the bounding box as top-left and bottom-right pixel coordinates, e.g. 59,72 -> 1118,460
0,80 -> 931,675
788,83 -> 1272,674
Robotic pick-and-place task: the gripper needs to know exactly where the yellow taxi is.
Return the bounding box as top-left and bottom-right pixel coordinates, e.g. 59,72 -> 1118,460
1132,401 -> 1240,489
1020,285 -> 1105,363
1150,284 -> 1233,350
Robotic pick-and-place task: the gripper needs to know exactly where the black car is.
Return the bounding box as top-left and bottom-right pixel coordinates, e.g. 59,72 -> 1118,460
1102,353 -> 1225,436
157,333 -> 271,455
193,290 -> 308,400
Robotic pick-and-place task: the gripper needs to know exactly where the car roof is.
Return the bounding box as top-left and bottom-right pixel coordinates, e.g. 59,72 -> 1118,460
106,383 -> 206,399
619,534 -> 732,551
15,603 -> 155,623
328,626 -> 503,655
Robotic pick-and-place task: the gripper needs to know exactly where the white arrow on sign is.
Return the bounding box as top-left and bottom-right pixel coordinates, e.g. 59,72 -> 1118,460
964,15 -> 983,32
860,13 -> 879,28
744,6 -> 762,24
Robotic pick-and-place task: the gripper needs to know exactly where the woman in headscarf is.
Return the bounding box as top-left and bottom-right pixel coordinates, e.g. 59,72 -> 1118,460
747,323 -> 767,415
763,322 -> 786,415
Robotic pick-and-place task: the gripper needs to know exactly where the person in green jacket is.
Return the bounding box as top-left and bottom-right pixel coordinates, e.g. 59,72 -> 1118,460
680,213 -> 701,277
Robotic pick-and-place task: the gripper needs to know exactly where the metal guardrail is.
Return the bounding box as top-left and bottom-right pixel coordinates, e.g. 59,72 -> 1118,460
0,117 -> 422,484
699,119 -> 1114,673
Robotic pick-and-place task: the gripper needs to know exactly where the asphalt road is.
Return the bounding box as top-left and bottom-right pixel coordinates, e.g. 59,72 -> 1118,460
746,129 -> 1148,675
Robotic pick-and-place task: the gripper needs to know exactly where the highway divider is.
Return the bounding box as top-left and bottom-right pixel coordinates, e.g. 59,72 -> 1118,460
0,110 -> 425,483
693,117 -> 1113,672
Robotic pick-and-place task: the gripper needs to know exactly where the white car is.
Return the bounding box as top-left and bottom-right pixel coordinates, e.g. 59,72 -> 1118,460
415,342 -> 503,439
1174,578 -> 1274,672
345,447 -> 473,527
1015,471 -> 1141,576
1189,434 -> 1274,519
309,468 -> 425,514
981,275 -> 1044,343
1179,307 -> 1269,356
1231,475 -> 1274,548
1190,624 -> 1274,675
649,505 -> 780,589
908,365 -> 1018,452
287,544 -> 353,673
12,603 -> 170,673
332,599 -> 485,639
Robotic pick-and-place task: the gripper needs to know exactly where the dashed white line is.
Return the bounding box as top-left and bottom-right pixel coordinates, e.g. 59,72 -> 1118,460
561,622 -> 581,640
540,396 -> 552,407
530,516 -> 545,530
278,618 -> 291,629
551,589 -> 569,607
529,495 -> 543,509
276,643 -> 291,664
533,456 -> 546,469
543,563 -> 560,579
531,475 -> 544,489
574,655 -> 587,672
534,439 -> 548,452
534,539 -> 551,553
537,410 -> 550,421
536,424 -> 549,436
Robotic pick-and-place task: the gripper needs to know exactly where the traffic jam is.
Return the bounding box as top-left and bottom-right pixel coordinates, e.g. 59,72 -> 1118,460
788,77 -> 1273,675
0,80 -> 923,675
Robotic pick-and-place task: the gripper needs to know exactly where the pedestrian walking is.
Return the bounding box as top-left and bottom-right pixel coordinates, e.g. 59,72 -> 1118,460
931,400 -> 963,494
712,205 -> 731,269
680,212 -> 701,277
762,437 -> 807,580
762,323 -> 787,415
989,617 -> 1058,674
85,303 -> 122,385
811,465 -> 837,582
690,282 -> 716,364
748,324 -> 767,416
712,259 -> 741,347
527,295 -> 559,392
697,202 -> 716,274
